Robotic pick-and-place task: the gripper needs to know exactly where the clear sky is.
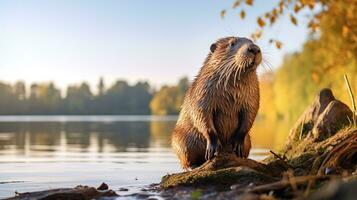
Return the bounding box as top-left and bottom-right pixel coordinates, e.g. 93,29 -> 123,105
0,0 -> 309,90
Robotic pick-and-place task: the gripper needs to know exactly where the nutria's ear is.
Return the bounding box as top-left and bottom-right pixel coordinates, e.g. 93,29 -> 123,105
210,43 -> 217,53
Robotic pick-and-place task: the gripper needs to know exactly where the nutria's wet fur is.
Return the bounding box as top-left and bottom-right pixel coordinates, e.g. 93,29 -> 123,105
172,36 -> 262,170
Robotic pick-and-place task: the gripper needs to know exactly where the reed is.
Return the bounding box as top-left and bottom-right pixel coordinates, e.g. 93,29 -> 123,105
344,74 -> 356,127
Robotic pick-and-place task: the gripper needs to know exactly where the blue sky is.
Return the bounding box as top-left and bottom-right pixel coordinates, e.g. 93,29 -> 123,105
0,0 -> 309,90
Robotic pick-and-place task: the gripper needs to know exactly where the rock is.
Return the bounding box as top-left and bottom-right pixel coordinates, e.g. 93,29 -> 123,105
97,182 -> 109,190
118,187 -> 129,191
286,88 -> 335,146
161,153 -> 278,189
312,100 -> 353,141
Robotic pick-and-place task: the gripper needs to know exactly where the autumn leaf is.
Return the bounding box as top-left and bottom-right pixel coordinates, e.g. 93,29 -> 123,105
275,41 -> 282,49
232,0 -> 241,8
272,8 -> 278,16
342,25 -> 349,37
294,4 -> 301,13
307,0 -> 315,9
315,13 -> 323,20
251,29 -> 263,41
220,10 -> 226,19
245,0 -> 253,6
279,1 -> 285,11
257,17 -> 266,27
311,72 -> 319,83
240,10 -> 246,19
270,16 -> 276,24
255,30 -> 262,39
290,14 -> 298,25
308,21 -> 319,32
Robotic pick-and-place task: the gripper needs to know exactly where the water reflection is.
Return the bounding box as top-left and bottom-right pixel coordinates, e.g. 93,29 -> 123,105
251,119 -> 291,151
0,116 -> 291,198
0,118 -> 290,159
0,121 -> 175,159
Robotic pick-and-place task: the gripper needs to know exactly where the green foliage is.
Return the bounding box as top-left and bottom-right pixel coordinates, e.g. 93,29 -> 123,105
190,190 -> 202,200
0,79 -> 153,115
0,77 -> 189,115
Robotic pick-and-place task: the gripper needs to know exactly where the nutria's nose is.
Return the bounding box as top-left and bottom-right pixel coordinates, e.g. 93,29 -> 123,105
247,44 -> 261,55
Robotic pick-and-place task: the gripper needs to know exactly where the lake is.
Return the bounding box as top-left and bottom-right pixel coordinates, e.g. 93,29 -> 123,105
0,116 -> 289,198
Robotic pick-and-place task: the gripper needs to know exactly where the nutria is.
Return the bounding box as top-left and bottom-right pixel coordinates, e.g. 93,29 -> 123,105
171,36 -> 262,170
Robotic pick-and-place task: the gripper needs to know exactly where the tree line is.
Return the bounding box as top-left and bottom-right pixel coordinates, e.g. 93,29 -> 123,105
0,77 -> 188,115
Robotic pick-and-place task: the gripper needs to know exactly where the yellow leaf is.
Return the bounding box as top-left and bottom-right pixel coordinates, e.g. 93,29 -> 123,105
270,15 -> 276,24
273,8 -> 278,16
220,10 -> 226,19
245,0 -> 253,6
232,0 -> 241,8
294,4 -> 301,13
307,1 -> 315,9
308,21 -> 319,32
311,72 -> 319,83
290,14 -> 298,25
255,30 -> 262,39
257,17 -> 266,27
279,1 -> 284,9
240,10 -> 246,19
251,29 -> 263,41
342,25 -> 349,37
279,1 -> 284,14
275,41 -> 282,49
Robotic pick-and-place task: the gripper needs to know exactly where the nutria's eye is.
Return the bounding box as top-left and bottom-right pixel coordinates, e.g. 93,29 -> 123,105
229,40 -> 236,47
210,43 -> 217,53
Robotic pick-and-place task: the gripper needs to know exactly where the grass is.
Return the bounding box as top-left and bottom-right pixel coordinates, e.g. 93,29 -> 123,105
344,74 -> 356,127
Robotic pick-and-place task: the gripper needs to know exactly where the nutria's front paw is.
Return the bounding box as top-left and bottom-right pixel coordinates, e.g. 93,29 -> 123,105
232,137 -> 245,158
205,140 -> 220,160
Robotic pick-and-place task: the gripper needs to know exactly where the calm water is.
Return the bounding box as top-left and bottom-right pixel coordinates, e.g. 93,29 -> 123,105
0,116 -> 288,198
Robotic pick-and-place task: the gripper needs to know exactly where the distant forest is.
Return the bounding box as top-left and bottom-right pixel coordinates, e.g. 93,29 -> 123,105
0,77 -> 188,115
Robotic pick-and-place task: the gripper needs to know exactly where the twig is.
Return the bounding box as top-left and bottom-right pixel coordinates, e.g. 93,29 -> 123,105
344,74 -> 356,127
270,150 -> 285,161
239,175 -> 333,194
299,117 -> 305,140
287,170 -> 298,192
270,150 -> 293,169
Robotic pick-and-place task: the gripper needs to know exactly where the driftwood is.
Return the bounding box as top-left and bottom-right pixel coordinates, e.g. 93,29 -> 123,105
5,185 -> 118,200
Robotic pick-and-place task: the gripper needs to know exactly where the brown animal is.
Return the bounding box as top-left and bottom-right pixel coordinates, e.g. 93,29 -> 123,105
171,36 -> 262,170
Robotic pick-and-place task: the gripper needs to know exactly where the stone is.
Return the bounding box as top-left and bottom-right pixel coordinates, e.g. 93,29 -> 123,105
312,100 -> 353,141
286,88 -> 335,145
97,182 -> 109,190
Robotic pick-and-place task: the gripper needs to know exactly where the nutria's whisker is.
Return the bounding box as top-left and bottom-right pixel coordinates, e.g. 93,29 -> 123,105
234,65 -> 240,85
217,59 -> 233,87
224,61 -> 235,89
262,57 -> 273,71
